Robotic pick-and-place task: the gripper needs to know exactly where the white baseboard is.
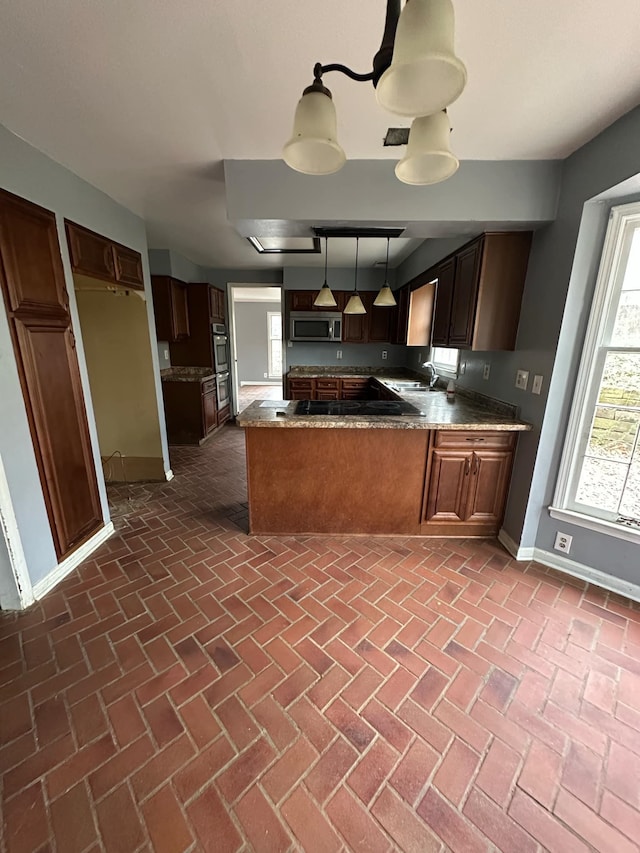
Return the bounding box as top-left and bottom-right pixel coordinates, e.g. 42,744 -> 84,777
531,548 -> 640,604
498,528 -> 640,604
498,528 -> 535,561
32,522 -> 115,601
165,469 -> 174,481
240,381 -> 282,386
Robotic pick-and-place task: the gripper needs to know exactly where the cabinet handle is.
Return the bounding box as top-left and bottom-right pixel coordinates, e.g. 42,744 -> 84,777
464,458 -> 470,476
465,437 -> 485,442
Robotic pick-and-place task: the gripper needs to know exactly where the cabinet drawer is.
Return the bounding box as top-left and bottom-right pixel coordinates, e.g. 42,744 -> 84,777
341,378 -> 369,389
289,379 -> 315,391
434,430 -> 516,449
316,378 -> 341,390
201,379 -> 216,395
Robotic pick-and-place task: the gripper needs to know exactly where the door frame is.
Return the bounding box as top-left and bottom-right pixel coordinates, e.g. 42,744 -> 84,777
227,283 -> 284,415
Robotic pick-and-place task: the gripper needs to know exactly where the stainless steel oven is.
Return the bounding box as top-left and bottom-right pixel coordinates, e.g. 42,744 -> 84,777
213,332 -> 229,373
216,371 -> 230,409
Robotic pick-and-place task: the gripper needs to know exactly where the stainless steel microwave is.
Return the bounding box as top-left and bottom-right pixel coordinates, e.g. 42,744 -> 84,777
290,312 -> 342,342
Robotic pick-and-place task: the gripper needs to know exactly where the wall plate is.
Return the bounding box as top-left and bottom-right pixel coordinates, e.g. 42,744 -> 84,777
532,374 -> 543,395
515,369 -> 529,390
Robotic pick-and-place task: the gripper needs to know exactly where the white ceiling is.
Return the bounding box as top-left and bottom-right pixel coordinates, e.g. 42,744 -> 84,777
1,0 -> 640,269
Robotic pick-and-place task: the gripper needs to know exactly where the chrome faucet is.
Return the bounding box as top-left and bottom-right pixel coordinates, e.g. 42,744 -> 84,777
422,361 -> 439,389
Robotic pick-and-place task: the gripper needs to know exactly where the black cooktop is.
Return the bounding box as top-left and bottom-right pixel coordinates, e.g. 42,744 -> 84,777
295,400 -> 423,417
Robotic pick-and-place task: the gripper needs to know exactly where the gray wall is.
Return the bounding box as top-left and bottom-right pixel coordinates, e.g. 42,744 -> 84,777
395,105 -> 640,584
0,122 -> 168,590
235,301 -> 281,383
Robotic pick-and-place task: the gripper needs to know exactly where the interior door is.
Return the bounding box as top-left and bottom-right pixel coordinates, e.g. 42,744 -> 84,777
0,189 -> 102,559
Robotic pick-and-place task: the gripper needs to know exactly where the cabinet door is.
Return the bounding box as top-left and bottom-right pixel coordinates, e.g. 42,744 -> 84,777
431,258 -> 455,346
464,450 -> 513,525
391,284 -> 410,345
342,295 -> 369,343
368,295 -> 393,342
66,221 -> 115,282
290,291 -> 316,311
407,282 -> 436,347
202,390 -> 217,434
170,280 -> 190,340
1,192 -> 102,559
208,287 -> 225,322
449,241 -> 482,347
113,244 -> 144,289
316,390 -> 341,400
424,449 -> 472,523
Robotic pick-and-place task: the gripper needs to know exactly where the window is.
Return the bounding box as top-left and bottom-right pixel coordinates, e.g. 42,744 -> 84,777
431,346 -> 459,376
551,202 -> 640,543
267,312 -> 283,378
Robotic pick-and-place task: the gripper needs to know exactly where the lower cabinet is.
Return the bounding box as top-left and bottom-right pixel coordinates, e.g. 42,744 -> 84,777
162,379 -> 225,444
285,375 -> 375,401
422,431 -> 515,536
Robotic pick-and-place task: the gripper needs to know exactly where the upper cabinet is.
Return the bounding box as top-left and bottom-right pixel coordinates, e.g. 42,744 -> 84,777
151,276 -> 190,342
390,284 -> 410,345
431,232 -> 533,351
65,221 -> 144,290
208,286 -> 226,324
286,289 -> 393,343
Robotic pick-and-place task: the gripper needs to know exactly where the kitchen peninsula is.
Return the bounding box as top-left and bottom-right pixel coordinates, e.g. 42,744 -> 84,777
237,370 -> 530,538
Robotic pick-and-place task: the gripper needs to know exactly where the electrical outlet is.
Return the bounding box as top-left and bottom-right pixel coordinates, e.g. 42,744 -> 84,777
515,369 -> 529,390
418,351 -> 422,364
336,350 -> 342,360
287,340 -> 293,348
532,374 -> 543,395
483,363 -> 491,380
382,350 -> 388,360
163,347 -> 169,360
459,361 -> 466,375
263,372 -> 268,378
554,532 -> 573,553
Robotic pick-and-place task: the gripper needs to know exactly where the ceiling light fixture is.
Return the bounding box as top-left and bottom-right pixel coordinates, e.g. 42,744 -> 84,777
314,237 -> 338,307
344,238 -> 366,315
282,0 -> 465,186
374,238 -> 397,307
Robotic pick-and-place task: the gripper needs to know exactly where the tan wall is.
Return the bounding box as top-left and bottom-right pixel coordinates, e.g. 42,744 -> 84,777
75,281 -> 163,467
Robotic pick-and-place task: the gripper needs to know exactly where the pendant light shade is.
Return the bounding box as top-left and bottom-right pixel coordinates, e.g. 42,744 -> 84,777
344,237 -> 367,314
374,238 -> 397,306
314,237 -> 338,307
395,111 -> 459,186
283,85 -> 346,176
376,0 -> 467,117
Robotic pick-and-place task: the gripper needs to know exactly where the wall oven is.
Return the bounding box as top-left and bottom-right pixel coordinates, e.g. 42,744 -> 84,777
289,312 -> 342,343
212,331 -> 229,374
216,371 -> 230,409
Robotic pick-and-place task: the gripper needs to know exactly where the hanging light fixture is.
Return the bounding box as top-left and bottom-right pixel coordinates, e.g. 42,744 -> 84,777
395,110 -> 459,185
374,238 -> 397,306
344,238 -> 366,314
376,0 -> 466,118
282,0 -> 465,184
313,237 -> 338,307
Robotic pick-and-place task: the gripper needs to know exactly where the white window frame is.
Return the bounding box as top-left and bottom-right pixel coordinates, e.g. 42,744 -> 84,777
267,311 -> 283,379
430,346 -> 460,378
550,201 -> 640,545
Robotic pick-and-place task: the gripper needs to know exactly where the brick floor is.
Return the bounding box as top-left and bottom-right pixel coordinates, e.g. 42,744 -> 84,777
2,424 -> 640,852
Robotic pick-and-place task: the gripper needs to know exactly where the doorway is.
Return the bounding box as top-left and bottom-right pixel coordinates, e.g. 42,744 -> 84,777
229,285 -> 283,414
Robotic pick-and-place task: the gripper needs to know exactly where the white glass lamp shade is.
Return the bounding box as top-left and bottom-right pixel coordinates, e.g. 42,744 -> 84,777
314,283 -> 338,307
395,112 -> 459,186
283,91 -> 346,175
373,283 -> 397,307
376,0 -> 467,117
344,293 -> 367,314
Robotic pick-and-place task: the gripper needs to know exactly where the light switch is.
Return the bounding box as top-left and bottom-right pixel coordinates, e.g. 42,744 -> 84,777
483,363 -> 490,380
336,350 -> 342,359
532,374 -> 543,395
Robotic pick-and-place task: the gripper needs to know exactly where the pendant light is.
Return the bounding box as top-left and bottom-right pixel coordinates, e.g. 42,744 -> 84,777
283,78 -> 346,176
314,237 -> 338,307
376,0 -> 467,118
395,110 -> 459,185
374,238 -> 397,306
344,237 -> 366,314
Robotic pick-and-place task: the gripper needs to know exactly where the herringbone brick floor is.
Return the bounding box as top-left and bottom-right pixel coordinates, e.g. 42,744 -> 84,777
2,425 -> 640,853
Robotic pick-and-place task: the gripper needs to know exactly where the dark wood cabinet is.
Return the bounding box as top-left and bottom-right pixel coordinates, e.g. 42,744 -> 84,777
151,276 -> 190,342
1,191 -> 102,559
431,258 -> 455,347
289,291 -> 317,311
208,286 -> 225,323
285,290 -> 392,343
202,387 -> 217,435
285,374 -> 378,401
430,232 -> 532,351
390,284 -> 410,345
340,377 -> 371,400
368,297 -> 394,343
66,222 -> 115,281
66,221 -> 144,290
422,431 -> 515,535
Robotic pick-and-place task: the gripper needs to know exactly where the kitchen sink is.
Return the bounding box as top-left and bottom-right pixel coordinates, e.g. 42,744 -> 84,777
388,381 -> 435,392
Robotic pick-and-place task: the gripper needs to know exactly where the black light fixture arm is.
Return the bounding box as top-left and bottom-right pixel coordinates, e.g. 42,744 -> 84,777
310,0 -> 401,89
